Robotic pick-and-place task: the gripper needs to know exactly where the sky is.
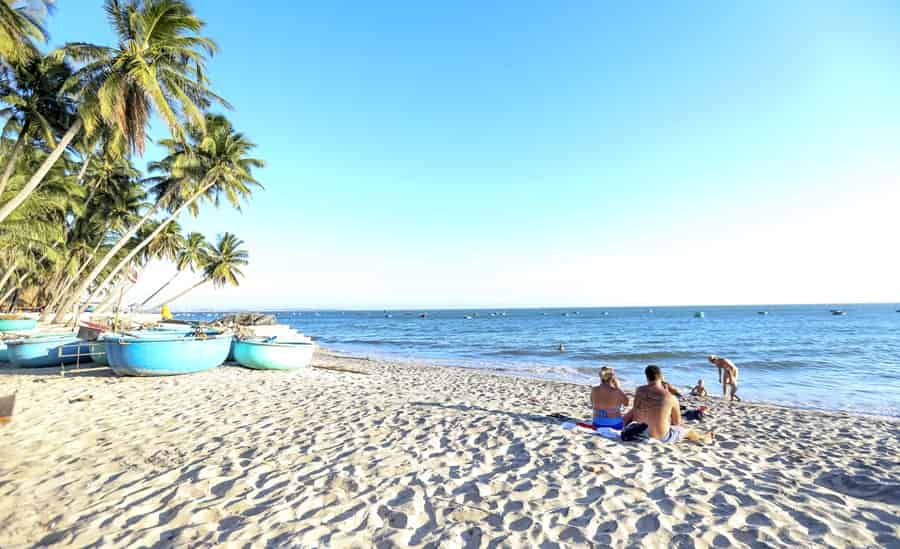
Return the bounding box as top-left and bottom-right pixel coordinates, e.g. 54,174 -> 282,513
45,1 -> 900,310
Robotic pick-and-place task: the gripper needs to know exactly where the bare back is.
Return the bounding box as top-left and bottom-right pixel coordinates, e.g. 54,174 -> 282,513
591,384 -> 628,418
626,384 -> 680,439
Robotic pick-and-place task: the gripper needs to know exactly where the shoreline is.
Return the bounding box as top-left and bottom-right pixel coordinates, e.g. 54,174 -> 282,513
1,350 -> 898,547
321,346 -> 900,422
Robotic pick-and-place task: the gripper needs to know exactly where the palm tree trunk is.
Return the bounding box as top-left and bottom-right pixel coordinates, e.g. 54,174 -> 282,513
0,286 -> 15,309
153,279 -> 206,310
140,271 -> 180,308
0,260 -> 18,294
95,279 -> 134,315
0,118 -> 83,223
45,220 -> 112,321
77,153 -> 91,183
0,272 -> 29,308
59,179 -> 187,322
0,121 -> 29,199
41,273 -> 72,321
81,179 -> 215,312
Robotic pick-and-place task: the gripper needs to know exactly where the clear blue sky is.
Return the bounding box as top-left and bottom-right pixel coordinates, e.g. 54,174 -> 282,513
47,1 -> 900,309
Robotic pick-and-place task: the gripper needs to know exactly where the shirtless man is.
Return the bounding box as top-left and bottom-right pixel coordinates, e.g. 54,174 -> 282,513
708,355 -> 740,401
590,366 -> 629,429
622,365 -> 714,444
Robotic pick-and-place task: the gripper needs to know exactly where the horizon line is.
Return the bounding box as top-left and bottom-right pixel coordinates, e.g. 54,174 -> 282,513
172,300 -> 900,313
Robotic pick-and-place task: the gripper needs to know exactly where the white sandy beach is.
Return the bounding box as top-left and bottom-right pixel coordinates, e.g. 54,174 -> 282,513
1,351 -> 898,548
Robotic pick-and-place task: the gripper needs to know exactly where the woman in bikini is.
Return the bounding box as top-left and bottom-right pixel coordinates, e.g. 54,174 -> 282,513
590,366 -> 630,430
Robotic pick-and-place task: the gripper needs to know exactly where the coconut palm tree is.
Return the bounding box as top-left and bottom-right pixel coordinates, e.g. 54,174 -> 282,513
0,149 -> 76,305
140,230 -> 206,307
0,0 -> 226,224
81,114 -> 262,310
47,176 -> 147,322
153,232 -> 246,308
90,219 -> 182,314
0,0 -> 52,68
0,54 -> 74,198
141,219 -> 184,264
78,141 -> 137,208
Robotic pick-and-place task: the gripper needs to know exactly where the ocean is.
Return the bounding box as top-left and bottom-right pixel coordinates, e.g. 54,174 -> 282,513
178,304 -> 900,417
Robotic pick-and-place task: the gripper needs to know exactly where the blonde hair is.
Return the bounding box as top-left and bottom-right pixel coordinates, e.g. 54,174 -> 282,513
600,366 -> 615,382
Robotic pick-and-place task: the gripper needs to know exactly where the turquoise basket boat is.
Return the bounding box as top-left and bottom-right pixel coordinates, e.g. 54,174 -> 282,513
105,332 -> 232,376
5,334 -> 94,368
233,338 -> 315,370
0,318 -> 38,332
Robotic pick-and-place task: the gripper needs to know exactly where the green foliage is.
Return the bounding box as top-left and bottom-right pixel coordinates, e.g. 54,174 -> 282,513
0,0 -> 263,313
200,232 -> 248,288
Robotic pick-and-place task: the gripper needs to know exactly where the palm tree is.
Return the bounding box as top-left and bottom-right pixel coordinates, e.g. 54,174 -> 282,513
141,219 -> 184,264
0,148 -> 76,307
0,54 -> 74,198
77,134 -> 135,207
0,0 -> 226,224
81,114 -> 262,311
48,176 -> 147,322
90,220 -> 182,314
152,232 -> 246,308
0,0 -> 52,68
139,231 -> 206,307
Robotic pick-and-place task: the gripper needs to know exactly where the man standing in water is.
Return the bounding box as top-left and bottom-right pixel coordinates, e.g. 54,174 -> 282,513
708,355 -> 740,401
622,365 -> 714,444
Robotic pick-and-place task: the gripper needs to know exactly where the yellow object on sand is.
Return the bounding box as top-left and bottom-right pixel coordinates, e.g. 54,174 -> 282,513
161,304 -> 173,320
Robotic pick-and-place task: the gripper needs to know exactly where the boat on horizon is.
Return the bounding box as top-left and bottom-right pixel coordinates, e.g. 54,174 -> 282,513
694,311 -> 705,318
105,331 -> 231,376
757,311 -> 768,315
830,309 -> 847,316
232,338 -> 314,371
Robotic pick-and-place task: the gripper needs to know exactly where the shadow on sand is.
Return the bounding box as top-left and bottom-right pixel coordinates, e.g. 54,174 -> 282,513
410,401 -> 577,424
0,363 -> 117,378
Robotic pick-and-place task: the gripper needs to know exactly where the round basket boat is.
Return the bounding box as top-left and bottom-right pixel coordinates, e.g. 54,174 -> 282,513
0,318 -> 38,332
105,332 -> 231,376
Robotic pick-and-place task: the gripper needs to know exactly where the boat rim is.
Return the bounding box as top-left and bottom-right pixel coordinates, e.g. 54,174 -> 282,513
4,333 -> 81,345
105,331 -> 232,344
234,339 -> 314,348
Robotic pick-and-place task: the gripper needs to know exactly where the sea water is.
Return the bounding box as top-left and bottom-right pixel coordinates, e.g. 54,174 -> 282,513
180,304 -> 900,417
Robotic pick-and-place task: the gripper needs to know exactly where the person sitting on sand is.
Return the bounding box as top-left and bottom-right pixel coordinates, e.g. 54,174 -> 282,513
690,379 -> 709,397
709,355 -> 741,401
590,366 -> 629,430
622,365 -> 714,444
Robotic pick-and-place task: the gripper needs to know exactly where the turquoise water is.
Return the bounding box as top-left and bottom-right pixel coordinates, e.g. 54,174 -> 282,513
180,304 -> 900,417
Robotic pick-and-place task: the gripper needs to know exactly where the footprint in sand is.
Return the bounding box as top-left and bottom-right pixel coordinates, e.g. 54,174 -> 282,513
670,533 -> 696,548
508,516 -> 533,531
816,471 -> 900,506
746,512 -> 774,527
635,513 -> 661,533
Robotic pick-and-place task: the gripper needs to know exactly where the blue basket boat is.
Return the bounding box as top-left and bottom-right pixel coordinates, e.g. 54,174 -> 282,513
105,332 -> 232,376
0,318 -> 38,332
232,338 -> 315,371
4,334 -> 94,368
